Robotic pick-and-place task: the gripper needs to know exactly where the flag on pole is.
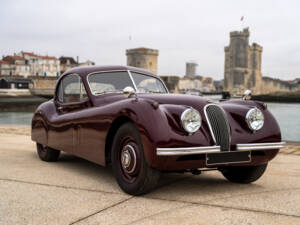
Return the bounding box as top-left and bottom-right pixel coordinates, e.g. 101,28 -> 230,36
240,16 -> 244,21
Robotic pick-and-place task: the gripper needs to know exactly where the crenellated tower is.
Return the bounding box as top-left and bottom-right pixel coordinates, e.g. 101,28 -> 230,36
224,28 -> 263,95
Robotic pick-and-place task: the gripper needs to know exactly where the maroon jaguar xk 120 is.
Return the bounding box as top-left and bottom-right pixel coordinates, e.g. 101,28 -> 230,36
31,65 -> 285,195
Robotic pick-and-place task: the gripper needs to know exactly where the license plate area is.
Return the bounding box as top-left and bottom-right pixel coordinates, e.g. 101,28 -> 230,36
206,151 -> 251,166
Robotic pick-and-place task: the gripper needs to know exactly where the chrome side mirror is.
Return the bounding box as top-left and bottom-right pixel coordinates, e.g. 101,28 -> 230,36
123,86 -> 136,98
242,89 -> 252,100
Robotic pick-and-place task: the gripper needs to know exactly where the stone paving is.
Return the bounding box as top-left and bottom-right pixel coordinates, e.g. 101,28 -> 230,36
0,128 -> 300,224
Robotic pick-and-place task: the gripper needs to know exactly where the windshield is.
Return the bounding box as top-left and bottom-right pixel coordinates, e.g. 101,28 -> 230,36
88,71 -> 134,95
87,71 -> 168,95
130,72 -> 167,93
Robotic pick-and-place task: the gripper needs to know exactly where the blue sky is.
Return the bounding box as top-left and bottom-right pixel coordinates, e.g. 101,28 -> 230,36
1,0 -> 299,80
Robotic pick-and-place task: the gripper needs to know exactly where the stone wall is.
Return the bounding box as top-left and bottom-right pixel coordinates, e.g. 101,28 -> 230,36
126,47 -> 158,74
28,76 -> 57,89
262,77 -> 300,94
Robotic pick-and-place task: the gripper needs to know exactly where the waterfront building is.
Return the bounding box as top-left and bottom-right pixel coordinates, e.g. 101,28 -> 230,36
59,56 -> 78,74
79,60 -> 95,67
39,55 -> 60,77
178,76 -> 215,93
0,77 -> 31,89
0,60 -> 11,76
0,56 -> 30,77
160,74 -> 216,94
160,76 -> 180,93
18,51 -> 60,77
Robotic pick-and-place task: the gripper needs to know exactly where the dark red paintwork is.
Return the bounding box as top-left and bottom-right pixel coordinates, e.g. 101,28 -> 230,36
31,66 -> 281,171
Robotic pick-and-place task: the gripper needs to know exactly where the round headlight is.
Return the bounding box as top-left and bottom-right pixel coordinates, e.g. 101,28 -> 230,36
181,108 -> 201,134
246,108 -> 264,131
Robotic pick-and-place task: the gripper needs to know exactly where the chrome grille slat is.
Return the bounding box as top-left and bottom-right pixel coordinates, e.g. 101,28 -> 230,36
205,104 -> 231,151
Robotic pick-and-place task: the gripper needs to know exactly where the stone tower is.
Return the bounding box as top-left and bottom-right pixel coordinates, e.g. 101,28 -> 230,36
126,47 -> 159,74
185,62 -> 198,78
224,28 -> 263,95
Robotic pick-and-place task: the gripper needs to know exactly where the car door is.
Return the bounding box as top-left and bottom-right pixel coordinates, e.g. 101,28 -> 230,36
48,73 -> 90,154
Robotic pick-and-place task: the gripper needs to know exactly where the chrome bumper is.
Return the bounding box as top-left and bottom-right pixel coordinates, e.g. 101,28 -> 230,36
236,142 -> 286,151
156,142 -> 286,156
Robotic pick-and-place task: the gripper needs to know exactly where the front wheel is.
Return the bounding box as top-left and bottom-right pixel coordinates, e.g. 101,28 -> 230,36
219,164 -> 268,184
111,123 -> 160,195
36,143 -> 60,162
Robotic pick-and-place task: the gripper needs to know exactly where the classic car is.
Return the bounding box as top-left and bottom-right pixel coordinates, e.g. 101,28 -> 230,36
31,65 -> 285,195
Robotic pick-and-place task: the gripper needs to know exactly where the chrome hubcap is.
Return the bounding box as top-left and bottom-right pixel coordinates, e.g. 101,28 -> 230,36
121,144 -> 137,174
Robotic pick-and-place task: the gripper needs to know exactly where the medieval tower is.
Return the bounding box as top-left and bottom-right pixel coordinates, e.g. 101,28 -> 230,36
126,47 -> 159,74
185,62 -> 198,78
224,28 -> 263,95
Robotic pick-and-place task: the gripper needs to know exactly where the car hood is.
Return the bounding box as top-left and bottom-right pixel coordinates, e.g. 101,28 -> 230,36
137,93 -> 214,109
137,93 -> 281,144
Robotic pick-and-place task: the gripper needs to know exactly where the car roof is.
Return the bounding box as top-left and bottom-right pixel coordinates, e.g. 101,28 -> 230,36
64,65 -> 156,77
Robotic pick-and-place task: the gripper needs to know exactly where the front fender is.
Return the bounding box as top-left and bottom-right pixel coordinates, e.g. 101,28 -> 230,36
129,100 -> 214,169
219,100 -> 282,146
31,102 -> 51,145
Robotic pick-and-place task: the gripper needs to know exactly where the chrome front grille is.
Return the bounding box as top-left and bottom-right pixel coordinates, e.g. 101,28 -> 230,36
205,104 -> 231,151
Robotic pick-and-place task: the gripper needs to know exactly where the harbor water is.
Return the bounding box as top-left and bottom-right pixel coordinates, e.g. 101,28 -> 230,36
0,102 -> 299,142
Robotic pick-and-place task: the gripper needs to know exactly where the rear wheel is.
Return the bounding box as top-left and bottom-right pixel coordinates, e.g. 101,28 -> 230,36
36,143 -> 60,162
111,122 -> 160,195
219,164 -> 267,184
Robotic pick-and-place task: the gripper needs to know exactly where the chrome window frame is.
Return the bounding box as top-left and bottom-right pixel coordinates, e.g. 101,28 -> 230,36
56,73 -> 88,104
86,70 -> 169,96
129,70 -> 169,94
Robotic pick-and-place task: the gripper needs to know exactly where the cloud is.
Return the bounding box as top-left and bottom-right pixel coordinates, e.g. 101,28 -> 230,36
0,0 -> 299,80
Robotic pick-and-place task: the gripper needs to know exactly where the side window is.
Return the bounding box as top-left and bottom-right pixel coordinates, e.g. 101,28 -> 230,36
57,74 -> 87,103
130,72 -> 167,93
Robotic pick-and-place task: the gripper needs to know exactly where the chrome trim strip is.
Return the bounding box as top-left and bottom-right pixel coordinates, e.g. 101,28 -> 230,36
204,104 -> 231,148
86,69 -> 169,96
128,70 -> 169,93
156,142 -> 285,156
236,142 -> 286,151
203,104 -> 217,144
127,70 -> 138,91
156,146 -> 220,156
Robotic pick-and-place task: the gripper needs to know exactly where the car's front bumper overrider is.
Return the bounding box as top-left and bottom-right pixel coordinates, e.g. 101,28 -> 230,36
156,142 -> 286,156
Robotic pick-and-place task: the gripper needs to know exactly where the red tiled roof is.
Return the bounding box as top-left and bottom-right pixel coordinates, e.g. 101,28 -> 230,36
23,52 -> 39,57
0,60 -> 10,64
40,55 -> 57,60
22,51 -> 57,60
9,55 -> 25,61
